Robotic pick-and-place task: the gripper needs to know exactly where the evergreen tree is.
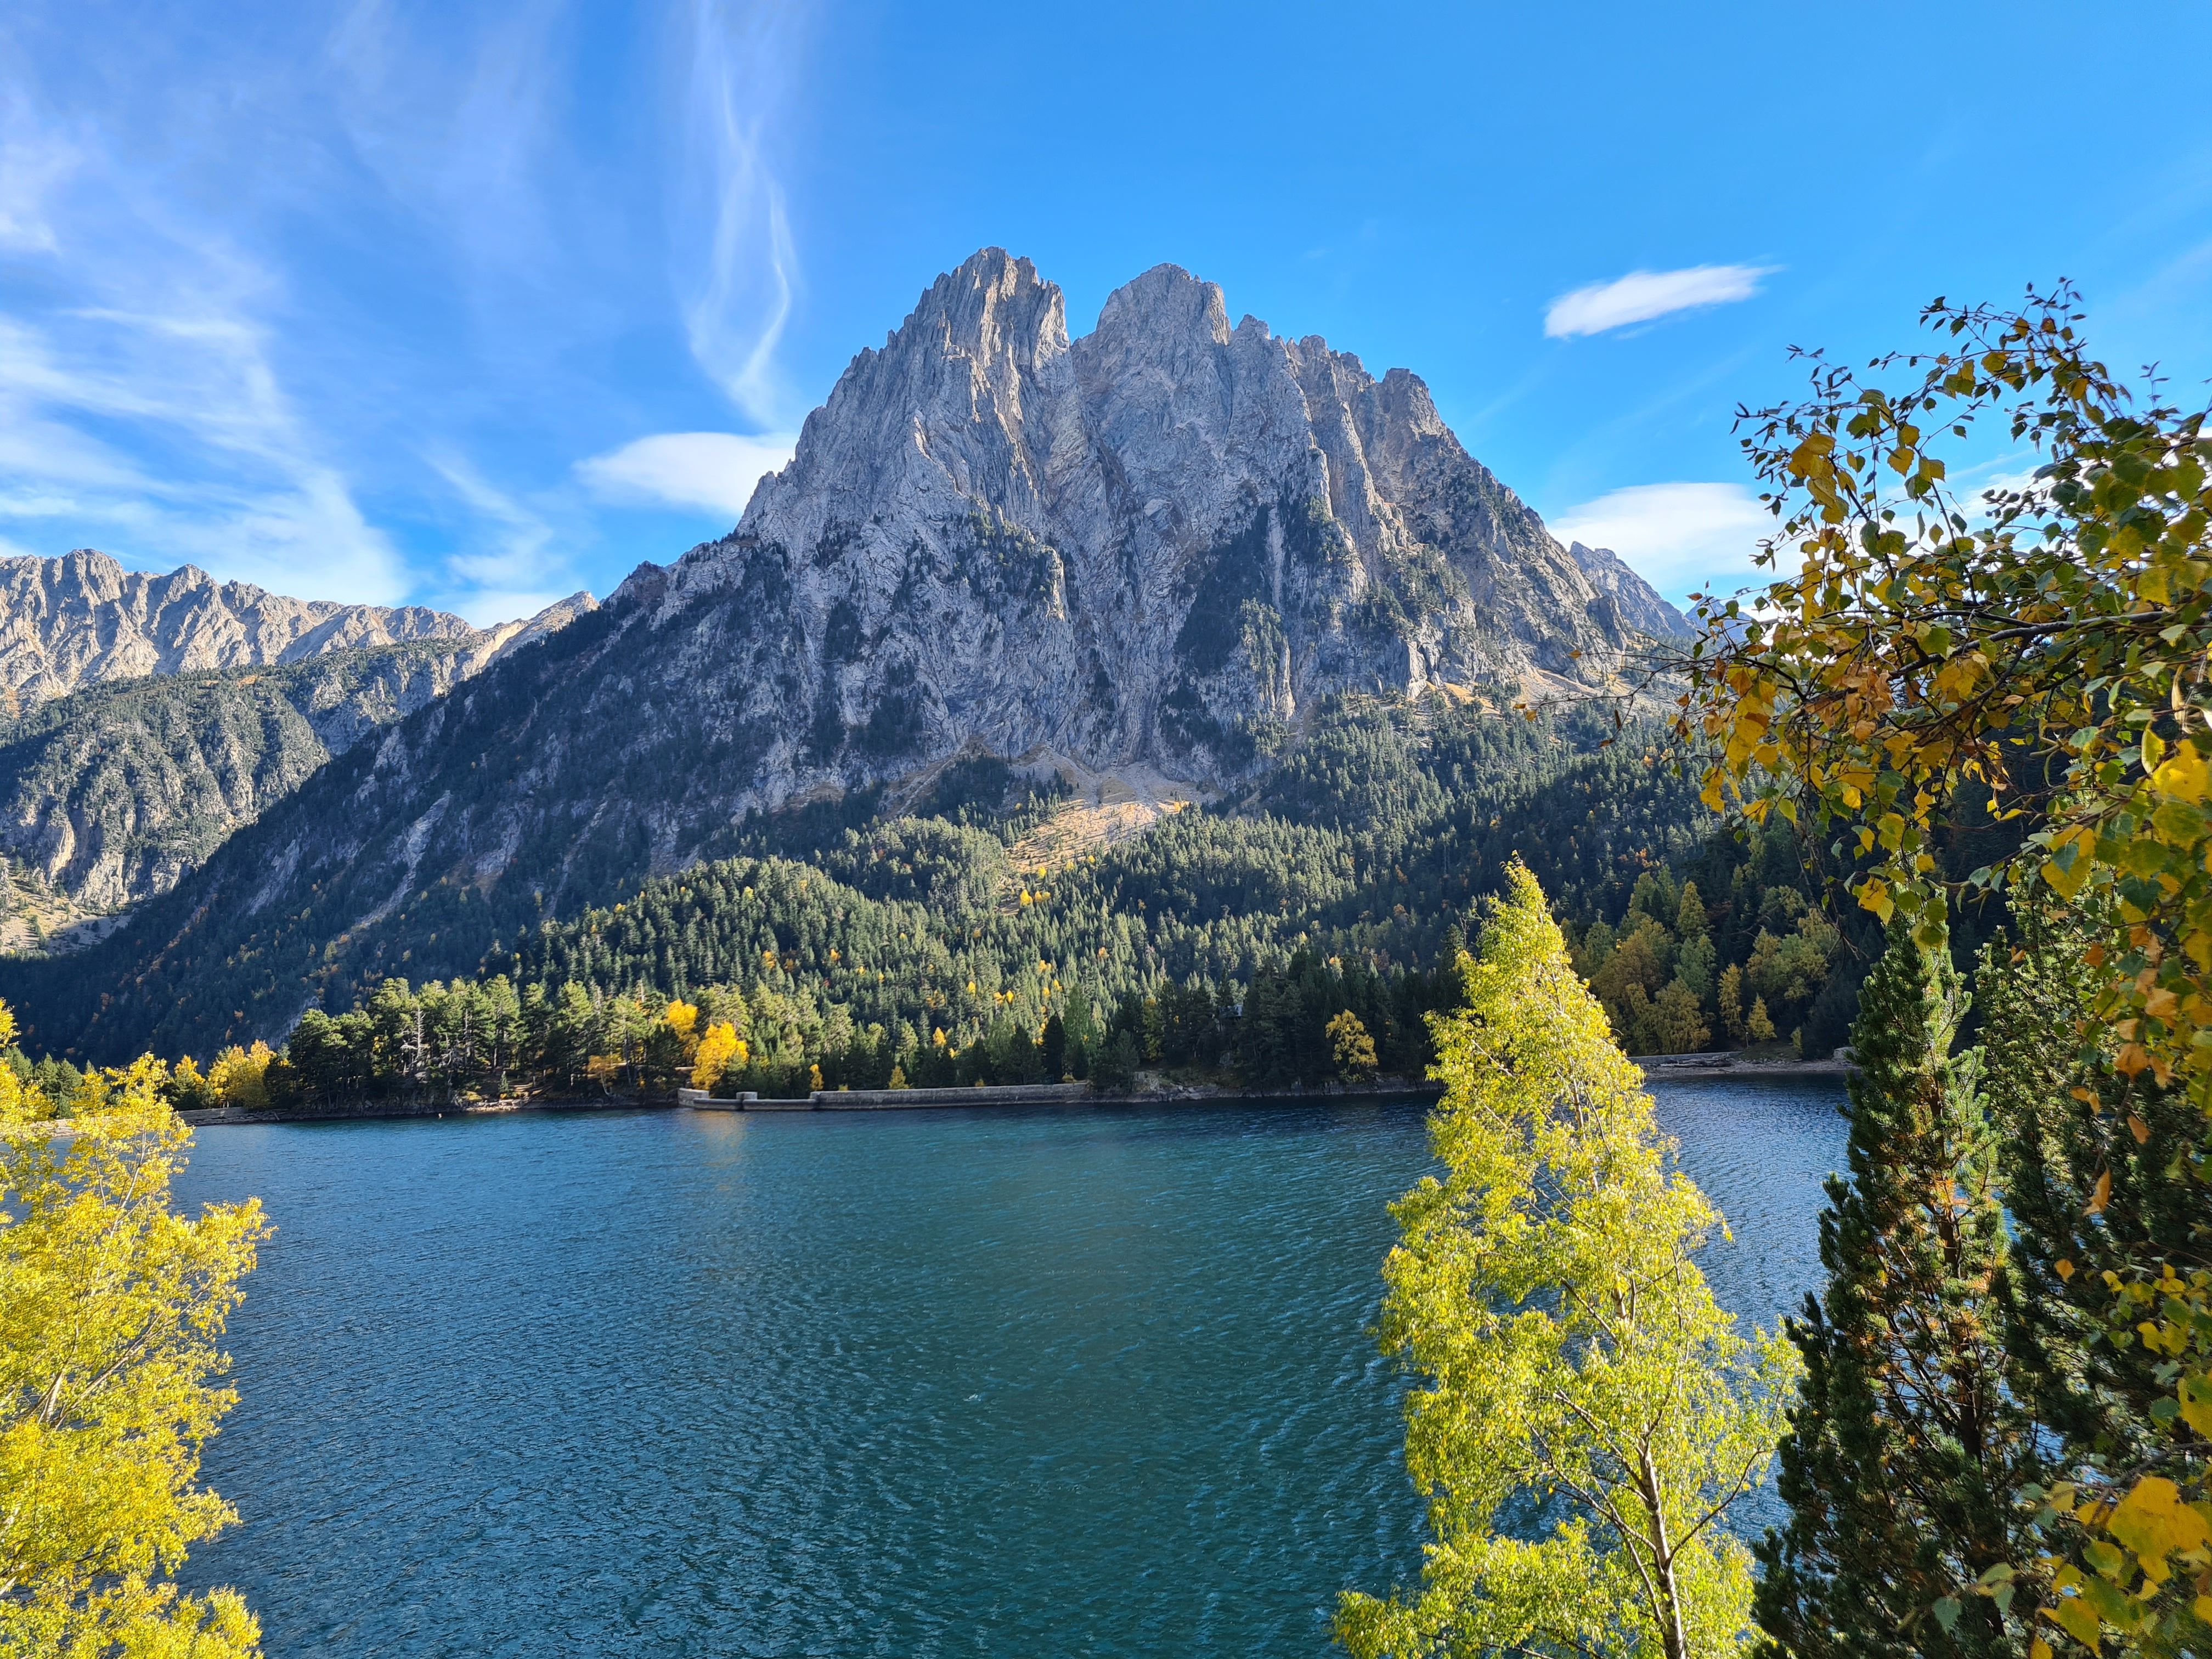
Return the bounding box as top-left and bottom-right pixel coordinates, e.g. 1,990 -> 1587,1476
1977,912 -> 2205,1647
1755,919 -> 2023,1658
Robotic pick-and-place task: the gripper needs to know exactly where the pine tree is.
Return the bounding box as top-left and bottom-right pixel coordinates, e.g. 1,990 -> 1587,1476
1040,1012 -> 1066,1080
1977,911 -> 2204,1647
1754,918 -> 2023,1658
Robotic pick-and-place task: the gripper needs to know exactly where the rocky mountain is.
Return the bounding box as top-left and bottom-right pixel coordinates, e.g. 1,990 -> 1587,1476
1565,541 -> 1691,640
4,249 -> 1684,1060
637,254 -> 1646,799
0,549 -> 527,714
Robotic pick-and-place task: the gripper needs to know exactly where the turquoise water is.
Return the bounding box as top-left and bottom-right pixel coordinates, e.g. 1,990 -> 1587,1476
173,1081 -> 1847,1656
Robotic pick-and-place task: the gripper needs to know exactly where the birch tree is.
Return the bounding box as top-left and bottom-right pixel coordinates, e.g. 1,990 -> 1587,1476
1338,865 -> 1798,1659
2,1026 -> 268,1657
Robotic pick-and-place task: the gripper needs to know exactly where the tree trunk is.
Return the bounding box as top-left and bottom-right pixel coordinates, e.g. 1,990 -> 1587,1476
1639,1446 -> 1692,1659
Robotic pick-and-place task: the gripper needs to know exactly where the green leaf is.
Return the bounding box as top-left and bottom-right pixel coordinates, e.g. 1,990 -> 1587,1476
2050,1597 -> 2102,1646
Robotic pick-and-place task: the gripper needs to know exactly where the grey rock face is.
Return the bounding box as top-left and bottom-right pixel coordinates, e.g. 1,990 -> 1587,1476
1565,541 -> 1692,639
633,251 -> 1633,807
0,549 -> 507,713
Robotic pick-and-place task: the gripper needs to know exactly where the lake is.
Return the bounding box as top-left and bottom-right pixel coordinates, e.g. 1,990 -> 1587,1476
173,1079 -> 1848,1656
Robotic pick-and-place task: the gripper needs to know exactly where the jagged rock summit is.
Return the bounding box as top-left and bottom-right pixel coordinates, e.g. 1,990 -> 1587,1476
1,550 -> 454,712
631,250 -> 1657,797
0,548 -> 599,714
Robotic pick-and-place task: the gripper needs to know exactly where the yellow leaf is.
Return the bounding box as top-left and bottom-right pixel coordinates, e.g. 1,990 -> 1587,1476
2153,742 -> 2209,803
2041,854 -> 2093,901
2180,1374 -> 2212,1436
1858,879 -> 1895,924
2087,1170 -> 2113,1214
2107,1475 -> 2210,1567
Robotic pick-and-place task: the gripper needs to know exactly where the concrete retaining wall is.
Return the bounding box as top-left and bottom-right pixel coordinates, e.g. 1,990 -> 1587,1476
680,1082 -> 1095,1112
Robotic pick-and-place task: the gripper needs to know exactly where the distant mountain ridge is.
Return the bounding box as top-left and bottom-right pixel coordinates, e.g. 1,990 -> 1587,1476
0,554 -> 596,949
5,250 -> 1690,1060
0,549 -> 545,714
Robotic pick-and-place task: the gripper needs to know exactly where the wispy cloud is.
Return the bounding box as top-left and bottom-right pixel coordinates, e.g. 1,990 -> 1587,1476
1549,482 -> 1774,602
424,452 -> 573,622
1544,264 -> 1778,339
578,431 -> 795,521
678,0 -> 809,426
0,204 -> 410,602
0,89 -> 75,253
0,3 -> 815,614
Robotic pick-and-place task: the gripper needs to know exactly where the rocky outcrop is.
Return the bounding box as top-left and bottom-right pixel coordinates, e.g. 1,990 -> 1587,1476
1565,541 -> 1692,640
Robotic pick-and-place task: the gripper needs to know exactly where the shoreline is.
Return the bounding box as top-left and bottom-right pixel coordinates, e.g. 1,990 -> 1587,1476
158,1054 -> 1850,1130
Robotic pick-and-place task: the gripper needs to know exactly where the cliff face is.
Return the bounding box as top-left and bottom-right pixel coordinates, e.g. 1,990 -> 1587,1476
0,646 -> 508,946
0,550 -> 517,713
1565,541 -> 1691,640
635,252 -> 1635,804
5,250 -> 1682,1059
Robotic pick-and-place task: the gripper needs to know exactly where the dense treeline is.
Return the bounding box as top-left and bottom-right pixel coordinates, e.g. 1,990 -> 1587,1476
1570,821 -> 1853,1059
2,689 -> 1898,1097
7,692 -> 1846,1102
1564,780 -> 2028,1062
0,697 -> 1725,1101
55,939 -> 1464,1110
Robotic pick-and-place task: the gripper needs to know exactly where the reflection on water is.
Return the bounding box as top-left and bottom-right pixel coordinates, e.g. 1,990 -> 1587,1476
173,1081 -> 1845,1656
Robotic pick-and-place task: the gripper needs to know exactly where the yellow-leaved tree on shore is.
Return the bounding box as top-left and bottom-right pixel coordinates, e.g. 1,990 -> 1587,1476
2,1006 -> 269,1657
1337,866 -> 1798,1659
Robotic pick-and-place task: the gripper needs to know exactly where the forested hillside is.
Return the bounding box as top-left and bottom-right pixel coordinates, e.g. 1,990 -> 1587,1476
0,643 -> 524,946
0,694 -> 1871,1106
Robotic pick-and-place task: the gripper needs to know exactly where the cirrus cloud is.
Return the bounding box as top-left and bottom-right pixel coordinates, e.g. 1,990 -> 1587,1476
1544,264 -> 1778,338
576,431 -> 796,521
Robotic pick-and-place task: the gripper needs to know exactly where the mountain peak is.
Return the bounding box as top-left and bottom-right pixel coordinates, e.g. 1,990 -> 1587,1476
1096,262 -> 1233,348
899,247 -> 1066,366
656,250 -> 1631,794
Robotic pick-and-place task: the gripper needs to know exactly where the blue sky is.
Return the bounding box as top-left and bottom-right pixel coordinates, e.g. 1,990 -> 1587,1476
4,1 -> 2209,621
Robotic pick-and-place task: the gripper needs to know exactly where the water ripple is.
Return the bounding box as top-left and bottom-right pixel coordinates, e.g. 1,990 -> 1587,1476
174,1084 -> 1845,1656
